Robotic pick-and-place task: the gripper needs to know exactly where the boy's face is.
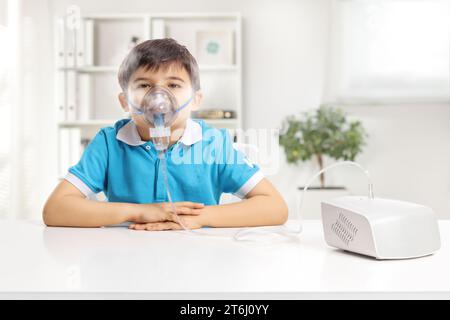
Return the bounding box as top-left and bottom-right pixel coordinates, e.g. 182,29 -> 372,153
119,63 -> 202,140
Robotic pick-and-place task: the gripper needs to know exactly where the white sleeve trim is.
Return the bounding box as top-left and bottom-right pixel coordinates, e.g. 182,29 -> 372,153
233,170 -> 265,199
65,172 -> 95,198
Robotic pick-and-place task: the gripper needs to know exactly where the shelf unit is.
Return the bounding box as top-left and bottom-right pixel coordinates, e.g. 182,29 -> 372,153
55,12 -> 243,179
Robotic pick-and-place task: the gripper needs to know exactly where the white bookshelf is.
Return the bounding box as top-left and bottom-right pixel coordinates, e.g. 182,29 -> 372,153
55,12 -> 243,179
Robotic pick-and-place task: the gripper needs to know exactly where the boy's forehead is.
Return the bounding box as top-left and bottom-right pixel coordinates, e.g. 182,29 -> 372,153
131,63 -> 191,83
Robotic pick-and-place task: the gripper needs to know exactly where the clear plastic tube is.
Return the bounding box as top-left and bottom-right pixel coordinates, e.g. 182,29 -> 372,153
159,151 -> 191,232
159,151 -> 220,237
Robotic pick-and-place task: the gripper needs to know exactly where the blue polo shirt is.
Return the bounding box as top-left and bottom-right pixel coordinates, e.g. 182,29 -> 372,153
65,118 -> 264,205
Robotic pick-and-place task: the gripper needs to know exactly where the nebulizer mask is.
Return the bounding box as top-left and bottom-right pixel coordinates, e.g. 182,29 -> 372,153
127,86 -> 193,151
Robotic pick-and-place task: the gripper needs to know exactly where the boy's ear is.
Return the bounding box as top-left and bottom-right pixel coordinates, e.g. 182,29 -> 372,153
191,90 -> 203,111
118,92 -> 129,112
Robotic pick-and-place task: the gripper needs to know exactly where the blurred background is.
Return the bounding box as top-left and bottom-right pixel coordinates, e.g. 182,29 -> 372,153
0,0 -> 449,220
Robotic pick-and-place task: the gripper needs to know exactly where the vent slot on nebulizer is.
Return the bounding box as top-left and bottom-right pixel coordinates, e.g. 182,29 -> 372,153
331,213 -> 359,246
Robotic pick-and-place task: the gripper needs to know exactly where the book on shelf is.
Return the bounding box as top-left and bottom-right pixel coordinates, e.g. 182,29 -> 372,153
56,71 -> 66,122
191,109 -> 236,119
75,20 -> 84,67
65,22 -> 75,68
83,19 -> 94,66
66,71 -> 77,121
56,18 -> 66,68
77,73 -> 91,120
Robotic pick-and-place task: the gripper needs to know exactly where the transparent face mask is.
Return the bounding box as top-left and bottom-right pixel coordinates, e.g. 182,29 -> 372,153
126,86 -> 193,151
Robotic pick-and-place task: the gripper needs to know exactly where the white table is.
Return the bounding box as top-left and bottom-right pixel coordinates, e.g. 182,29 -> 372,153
0,219 -> 449,299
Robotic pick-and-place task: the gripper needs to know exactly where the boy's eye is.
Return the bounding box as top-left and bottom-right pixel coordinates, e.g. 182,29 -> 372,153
138,83 -> 151,89
168,83 -> 181,89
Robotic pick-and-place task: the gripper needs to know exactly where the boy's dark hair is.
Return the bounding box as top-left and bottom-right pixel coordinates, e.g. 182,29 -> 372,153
118,38 -> 200,92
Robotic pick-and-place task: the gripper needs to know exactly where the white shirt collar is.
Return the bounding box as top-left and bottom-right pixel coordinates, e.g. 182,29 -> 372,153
116,118 -> 202,147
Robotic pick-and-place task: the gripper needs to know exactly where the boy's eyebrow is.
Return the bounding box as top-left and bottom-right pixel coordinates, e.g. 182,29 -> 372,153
133,76 -> 186,83
165,76 -> 185,82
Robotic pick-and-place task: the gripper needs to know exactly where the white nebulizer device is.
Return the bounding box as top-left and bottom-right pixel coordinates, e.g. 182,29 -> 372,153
235,161 -> 440,259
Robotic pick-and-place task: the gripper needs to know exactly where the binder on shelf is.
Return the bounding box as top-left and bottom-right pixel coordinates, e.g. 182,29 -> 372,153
151,19 -> 166,39
84,19 -> 94,66
56,18 -> 66,68
65,18 -> 76,68
75,19 -> 85,67
56,71 -> 66,122
77,73 -> 91,120
66,71 -> 77,121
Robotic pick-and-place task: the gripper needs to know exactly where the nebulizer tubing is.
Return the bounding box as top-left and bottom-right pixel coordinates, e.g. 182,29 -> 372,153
162,159 -> 375,241
158,150 -> 194,232
159,135 -> 375,239
231,161 -> 375,241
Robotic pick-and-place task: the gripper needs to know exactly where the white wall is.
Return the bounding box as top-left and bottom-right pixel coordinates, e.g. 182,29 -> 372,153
39,0 -> 450,219
339,104 -> 450,218
0,0 -> 6,26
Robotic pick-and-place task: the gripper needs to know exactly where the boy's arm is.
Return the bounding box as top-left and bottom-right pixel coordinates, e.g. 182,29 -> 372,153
43,180 -> 138,227
129,177 -> 288,231
200,177 -> 288,228
43,180 -> 204,227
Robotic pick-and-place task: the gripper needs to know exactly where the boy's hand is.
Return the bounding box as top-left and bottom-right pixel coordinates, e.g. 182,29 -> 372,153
129,213 -> 204,231
130,202 -> 204,224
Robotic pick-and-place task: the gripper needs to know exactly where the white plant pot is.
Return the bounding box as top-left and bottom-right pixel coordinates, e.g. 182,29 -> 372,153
297,187 -> 350,220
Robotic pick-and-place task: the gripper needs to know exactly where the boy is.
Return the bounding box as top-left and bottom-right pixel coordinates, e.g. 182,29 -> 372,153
43,38 -> 288,231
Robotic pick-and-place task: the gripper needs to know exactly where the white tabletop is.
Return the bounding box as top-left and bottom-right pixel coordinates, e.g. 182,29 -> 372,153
0,219 -> 449,299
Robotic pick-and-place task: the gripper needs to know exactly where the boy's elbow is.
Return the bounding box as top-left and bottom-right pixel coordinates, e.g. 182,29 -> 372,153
42,200 -> 56,227
42,206 -> 51,226
279,200 -> 289,224
274,196 -> 289,225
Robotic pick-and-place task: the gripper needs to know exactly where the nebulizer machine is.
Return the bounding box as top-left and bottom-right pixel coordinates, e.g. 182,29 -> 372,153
126,87 -> 441,259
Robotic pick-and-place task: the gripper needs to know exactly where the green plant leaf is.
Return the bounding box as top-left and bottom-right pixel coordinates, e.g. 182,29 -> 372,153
279,105 -> 368,185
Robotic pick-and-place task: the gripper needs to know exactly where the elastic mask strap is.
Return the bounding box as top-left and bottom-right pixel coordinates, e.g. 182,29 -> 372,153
174,95 -> 193,115
126,94 -> 193,116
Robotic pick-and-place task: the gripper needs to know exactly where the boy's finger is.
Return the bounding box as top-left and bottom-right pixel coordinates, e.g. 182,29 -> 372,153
144,223 -> 159,231
145,222 -> 181,231
163,222 -> 182,230
175,207 -> 203,215
133,223 -> 147,230
175,207 -> 200,215
176,201 -> 204,208
176,207 -> 191,215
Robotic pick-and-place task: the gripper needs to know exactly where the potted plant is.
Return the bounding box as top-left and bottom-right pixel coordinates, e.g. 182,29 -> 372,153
279,105 -> 368,218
